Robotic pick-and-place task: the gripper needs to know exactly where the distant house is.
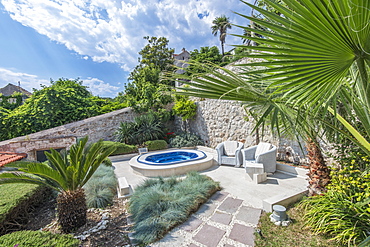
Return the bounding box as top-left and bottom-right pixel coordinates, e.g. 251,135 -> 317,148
0,83 -> 32,104
173,48 -> 190,87
173,48 -> 190,74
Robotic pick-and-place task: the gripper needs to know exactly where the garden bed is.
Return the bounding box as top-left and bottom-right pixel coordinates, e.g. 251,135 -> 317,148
0,184 -> 52,236
255,205 -> 344,247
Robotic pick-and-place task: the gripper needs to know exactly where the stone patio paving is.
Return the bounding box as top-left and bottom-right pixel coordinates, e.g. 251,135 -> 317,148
112,150 -> 308,247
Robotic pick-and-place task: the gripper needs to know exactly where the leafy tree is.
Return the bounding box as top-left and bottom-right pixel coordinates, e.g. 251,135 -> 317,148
129,36 -> 175,81
185,46 -> 228,75
0,78 -> 100,141
122,37 -> 175,113
211,15 -> 232,56
124,66 -> 173,113
0,137 -> 115,232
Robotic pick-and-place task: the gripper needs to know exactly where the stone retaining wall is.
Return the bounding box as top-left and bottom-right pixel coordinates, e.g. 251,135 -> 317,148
0,108 -> 136,160
174,57 -> 308,163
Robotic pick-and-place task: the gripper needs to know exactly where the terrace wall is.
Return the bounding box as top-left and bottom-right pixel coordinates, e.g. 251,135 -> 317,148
0,108 -> 136,160
175,57 -> 309,163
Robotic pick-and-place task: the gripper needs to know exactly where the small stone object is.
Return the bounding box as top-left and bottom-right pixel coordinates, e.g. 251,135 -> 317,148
272,205 -> 287,221
269,205 -> 291,227
74,212 -> 111,240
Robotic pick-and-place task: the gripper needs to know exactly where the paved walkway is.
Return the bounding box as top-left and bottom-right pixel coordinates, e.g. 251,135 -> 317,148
112,150 -> 308,247
151,191 -> 260,247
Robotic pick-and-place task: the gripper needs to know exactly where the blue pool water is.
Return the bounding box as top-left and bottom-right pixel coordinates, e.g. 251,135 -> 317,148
137,150 -> 206,166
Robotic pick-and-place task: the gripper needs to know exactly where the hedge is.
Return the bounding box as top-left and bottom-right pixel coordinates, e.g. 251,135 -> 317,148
0,230 -> 80,246
101,141 -> 137,155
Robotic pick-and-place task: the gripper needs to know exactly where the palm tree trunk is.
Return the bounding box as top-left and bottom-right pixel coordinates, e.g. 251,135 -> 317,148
221,41 -> 225,56
306,138 -> 331,196
57,188 -> 87,233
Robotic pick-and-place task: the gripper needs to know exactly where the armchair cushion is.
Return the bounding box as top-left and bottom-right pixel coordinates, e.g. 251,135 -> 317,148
255,142 -> 272,159
224,141 -> 238,156
216,141 -> 244,167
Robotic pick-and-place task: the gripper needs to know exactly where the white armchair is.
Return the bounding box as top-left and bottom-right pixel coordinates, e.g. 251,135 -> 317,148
241,142 -> 277,173
216,141 -> 244,167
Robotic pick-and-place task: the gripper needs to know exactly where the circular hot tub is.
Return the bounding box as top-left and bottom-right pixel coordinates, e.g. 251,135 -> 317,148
130,149 -> 214,177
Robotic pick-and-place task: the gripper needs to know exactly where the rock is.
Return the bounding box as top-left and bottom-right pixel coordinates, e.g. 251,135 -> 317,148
282,220 -> 291,227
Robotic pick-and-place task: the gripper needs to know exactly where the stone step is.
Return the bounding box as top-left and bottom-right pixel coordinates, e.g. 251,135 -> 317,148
262,188 -> 308,212
117,177 -> 130,197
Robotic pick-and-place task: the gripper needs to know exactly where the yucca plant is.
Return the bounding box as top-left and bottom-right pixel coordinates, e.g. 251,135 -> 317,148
0,136 -> 115,232
115,112 -> 165,145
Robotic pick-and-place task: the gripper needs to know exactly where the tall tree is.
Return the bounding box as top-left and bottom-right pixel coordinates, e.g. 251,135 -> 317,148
211,15 -> 232,56
0,136 -> 115,232
129,36 -> 174,80
123,36 -> 175,113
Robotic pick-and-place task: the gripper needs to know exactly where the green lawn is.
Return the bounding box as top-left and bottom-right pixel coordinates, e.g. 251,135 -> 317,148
255,206 -> 344,247
0,183 -> 40,222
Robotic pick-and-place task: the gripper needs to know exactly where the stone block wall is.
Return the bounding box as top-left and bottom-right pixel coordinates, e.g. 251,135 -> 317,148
175,98 -> 309,163
176,99 -> 277,148
0,108 -> 136,160
174,56 -> 312,164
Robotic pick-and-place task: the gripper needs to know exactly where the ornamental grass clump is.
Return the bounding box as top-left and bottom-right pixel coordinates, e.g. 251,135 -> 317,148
84,164 -> 118,208
128,171 -> 220,244
300,165 -> 370,246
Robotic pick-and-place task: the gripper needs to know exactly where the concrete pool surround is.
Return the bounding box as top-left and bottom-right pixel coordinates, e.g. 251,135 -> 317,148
137,149 -> 207,165
130,149 -> 215,177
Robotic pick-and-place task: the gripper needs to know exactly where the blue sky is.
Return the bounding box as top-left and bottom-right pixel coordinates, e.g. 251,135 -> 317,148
0,0 -> 252,98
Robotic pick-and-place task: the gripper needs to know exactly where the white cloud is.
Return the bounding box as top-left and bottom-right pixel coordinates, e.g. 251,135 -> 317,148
1,0 -> 252,71
0,68 -> 120,97
82,77 -> 120,97
0,67 -> 49,92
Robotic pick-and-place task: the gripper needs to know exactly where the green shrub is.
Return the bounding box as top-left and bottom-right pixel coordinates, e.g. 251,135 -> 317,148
0,230 -> 80,246
84,164 -> 118,208
173,98 -> 197,121
115,112 -> 165,145
145,140 -> 168,151
102,157 -> 113,166
128,171 -> 220,244
300,166 -> 370,246
169,132 -> 204,148
101,141 -> 137,155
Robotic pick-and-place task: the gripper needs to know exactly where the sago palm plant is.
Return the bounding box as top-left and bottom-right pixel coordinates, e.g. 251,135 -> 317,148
0,136 -> 115,232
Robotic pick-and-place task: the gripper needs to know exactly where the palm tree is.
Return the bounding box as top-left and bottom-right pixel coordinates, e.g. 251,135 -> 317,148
0,136 -> 115,232
211,15 -> 232,56
173,0 -> 370,194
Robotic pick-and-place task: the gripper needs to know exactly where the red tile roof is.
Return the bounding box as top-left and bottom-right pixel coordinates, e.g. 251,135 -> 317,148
0,152 -> 27,167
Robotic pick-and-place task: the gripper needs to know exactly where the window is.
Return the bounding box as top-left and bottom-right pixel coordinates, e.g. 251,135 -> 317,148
36,148 -> 65,162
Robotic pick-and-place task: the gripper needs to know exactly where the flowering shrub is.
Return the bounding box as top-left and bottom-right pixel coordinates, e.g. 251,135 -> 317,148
163,132 -> 175,143
328,165 -> 370,202
300,165 -> 370,246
